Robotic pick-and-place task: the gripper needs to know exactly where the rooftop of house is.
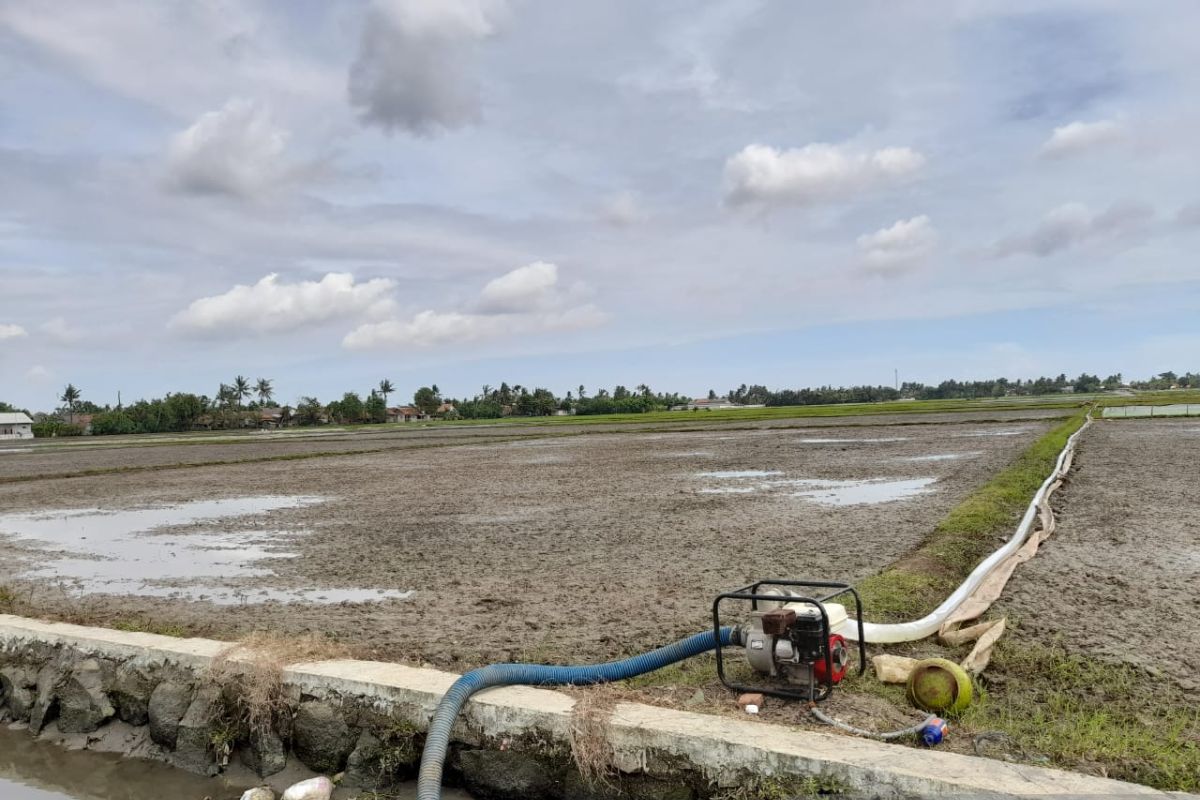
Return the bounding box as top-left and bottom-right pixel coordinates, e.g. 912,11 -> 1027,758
0,412 -> 34,424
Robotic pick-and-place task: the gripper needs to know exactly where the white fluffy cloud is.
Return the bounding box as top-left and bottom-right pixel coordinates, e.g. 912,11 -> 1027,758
348,0 -> 507,135
166,99 -> 291,197
0,323 -> 28,340
857,215 -> 936,274
724,143 -> 925,208
343,261 -> 606,349
171,273 -> 396,336
1039,119 -> 1123,159
992,202 -> 1154,258
475,261 -> 561,313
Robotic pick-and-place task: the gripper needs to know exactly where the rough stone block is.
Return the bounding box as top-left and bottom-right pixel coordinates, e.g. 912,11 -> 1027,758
112,662 -> 157,725
173,684 -> 223,776
241,725 -> 288,778
29,660 -> 63,734
148,680 -> 193,749
292,700 -> 356,774
56,659 -> 116,734
458,749 -> 564,800
0,665 -> 37,721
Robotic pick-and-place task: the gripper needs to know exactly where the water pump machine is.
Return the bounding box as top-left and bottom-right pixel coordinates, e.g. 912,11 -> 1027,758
714,579 -> 866,701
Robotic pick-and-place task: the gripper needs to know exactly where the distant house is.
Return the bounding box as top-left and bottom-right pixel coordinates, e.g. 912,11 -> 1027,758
258,407 -> 286,428
0,412 -> 34,439
387,406 -> 425,422
437,402 -> 457,416
74,413 -> 95,434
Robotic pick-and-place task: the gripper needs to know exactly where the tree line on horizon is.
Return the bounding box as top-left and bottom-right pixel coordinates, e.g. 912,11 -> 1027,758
3,369 -> 1196,437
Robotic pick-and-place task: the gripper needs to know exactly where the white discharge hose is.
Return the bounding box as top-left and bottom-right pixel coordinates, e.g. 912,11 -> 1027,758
843,413 -> 1092,644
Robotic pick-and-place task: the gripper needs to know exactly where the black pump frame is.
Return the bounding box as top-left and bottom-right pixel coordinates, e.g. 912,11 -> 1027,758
712,579 -> 866,702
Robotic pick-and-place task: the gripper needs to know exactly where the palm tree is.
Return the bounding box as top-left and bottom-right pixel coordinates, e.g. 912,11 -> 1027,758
233,375 -> 251,408
480,384 -> 492,400
578,384 -> 586,399
378,379 -> 395,407
60,383 -> 81,423
255,377 -> 274,406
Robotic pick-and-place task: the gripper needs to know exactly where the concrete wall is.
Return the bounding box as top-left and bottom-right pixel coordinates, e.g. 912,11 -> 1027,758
0,615 -> 1187,799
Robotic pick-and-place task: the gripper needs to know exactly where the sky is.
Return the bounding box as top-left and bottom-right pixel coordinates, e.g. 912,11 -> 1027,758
1,0 -> 1199,411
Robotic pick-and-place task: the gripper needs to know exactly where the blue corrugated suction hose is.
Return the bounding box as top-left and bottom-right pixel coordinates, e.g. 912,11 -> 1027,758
416,627 -> 735,800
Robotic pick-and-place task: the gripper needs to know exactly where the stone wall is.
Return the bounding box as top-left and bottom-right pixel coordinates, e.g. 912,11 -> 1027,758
0,615 -> 1180,800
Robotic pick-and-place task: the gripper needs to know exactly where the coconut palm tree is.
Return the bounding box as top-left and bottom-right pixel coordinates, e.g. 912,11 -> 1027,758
480,384 -> 492,400
60,384 -> 81,423
232,375 -> 251,408
378,379 -> 395,407
255,377 -> 274,406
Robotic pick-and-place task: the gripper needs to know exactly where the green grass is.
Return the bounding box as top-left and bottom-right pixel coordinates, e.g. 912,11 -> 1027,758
433,396 -> 1085,428
110,618 -> 191,637
855,410 -> 1090,621
960,637 -> 1200,790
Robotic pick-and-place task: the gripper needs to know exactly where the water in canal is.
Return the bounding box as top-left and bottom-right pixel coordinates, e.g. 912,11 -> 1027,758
0,724 -> 472,800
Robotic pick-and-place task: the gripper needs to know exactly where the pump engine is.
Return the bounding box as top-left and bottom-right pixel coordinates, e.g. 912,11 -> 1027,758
713,580 -> 865,701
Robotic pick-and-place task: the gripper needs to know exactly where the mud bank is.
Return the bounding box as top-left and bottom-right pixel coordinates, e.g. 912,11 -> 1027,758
0,615 -> 1175,800
998,419 -> 1200,690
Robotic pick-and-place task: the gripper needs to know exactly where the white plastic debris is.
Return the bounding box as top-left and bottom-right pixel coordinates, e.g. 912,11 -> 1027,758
281,776 -> 334,800
240,789 -> 275,800
744,704 -> 760,714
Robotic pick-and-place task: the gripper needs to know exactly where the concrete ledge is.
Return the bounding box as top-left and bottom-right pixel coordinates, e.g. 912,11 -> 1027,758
0,614 -> 1189,798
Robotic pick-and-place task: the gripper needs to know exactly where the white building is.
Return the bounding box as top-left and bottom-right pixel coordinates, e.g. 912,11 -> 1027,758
0,412 -> 34,439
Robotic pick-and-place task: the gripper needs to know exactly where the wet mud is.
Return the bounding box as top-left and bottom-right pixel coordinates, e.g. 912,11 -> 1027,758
0,415 -> 1049,667
998,419 -> 1200,691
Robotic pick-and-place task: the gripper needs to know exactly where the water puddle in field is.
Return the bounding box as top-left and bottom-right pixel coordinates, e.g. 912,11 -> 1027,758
696,473 -> 937,505
696,470 -> 782,479
797,437 -> 908,444
789,477 -> 937,506
0,448 -> 32,454
0,496 -> 412,605
896,451 -> 982,462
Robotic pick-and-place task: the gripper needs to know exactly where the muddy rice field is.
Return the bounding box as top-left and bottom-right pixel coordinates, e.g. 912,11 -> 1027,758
0,411 -> 1064,667
999,418 -> 1200,691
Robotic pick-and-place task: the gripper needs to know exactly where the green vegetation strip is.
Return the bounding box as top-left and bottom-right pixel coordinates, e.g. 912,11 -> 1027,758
850,409 -> 1199,790
855,410 -> 1089,621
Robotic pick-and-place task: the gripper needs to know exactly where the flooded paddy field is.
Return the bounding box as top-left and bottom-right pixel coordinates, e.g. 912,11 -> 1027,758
0,408 -> 1065,482
998,419 -> 1200,691
0,412 -> 1053,667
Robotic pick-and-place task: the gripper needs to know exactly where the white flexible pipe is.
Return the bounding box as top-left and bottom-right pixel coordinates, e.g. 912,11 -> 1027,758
842,413 -> 1092,644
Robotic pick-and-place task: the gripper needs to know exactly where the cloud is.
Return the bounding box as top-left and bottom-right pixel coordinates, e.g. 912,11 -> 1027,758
171,272 -> 396,336
857,215 -> 936,274
0,323 -> 28,340
25,365 -> 51,382
1039,119 -> 1123,159
166,99 -> 292,198
38,317 -> 84,345
991,201 -> 1154,258
723,143 -> 925,208
348,0 -> 506,135
343,261 -> 606,349
475,261 -> 562,313
599,191 -> 645,227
